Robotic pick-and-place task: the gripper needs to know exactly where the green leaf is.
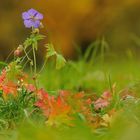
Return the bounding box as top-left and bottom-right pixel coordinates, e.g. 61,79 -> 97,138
56,54 -> 66,69
78,113 -> 86,122
45,43 -> 66,69
24,38 -> 32,49
35,34 -> 45,41
0,61 -> 7,67
24,34 -> 45,49
45,44 -> 56,59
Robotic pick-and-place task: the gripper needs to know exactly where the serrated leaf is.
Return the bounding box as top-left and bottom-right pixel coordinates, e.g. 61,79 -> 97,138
45,43 -> 66,69
35,34 -> 45,41
56,54 -> 66,69
24,38 -> 32,49
45,44 -> 56,59
24,34 -> 45,49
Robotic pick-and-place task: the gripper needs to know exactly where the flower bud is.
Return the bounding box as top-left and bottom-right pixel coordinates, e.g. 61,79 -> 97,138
14,49 -> 21,56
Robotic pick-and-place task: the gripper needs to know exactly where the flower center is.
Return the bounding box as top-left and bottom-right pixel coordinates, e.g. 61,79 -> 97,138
30,16 -> 37,21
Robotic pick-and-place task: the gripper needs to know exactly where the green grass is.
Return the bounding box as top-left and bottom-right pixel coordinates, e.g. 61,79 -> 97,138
39,57 -> 140,95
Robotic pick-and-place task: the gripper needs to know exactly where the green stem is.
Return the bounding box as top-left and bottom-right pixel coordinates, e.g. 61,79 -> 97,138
5,49 -> 15,62
23,48 -> 33,75
32,45 -> 38,90
22,59 -> 31,70
32,46 -> 37,74
21,48 -> 32,64
23,48 -> 32,62
38,59 -> 47,74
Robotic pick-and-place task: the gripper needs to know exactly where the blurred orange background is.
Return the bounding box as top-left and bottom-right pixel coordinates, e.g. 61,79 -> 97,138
0,0 -> 140,60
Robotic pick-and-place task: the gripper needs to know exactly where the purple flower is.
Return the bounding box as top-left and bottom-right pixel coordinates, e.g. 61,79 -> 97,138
22,8 -> 43,28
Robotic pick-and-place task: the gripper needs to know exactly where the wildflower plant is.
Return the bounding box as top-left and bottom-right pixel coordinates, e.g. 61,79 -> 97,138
21,9 -> 66,77
0,8 -> 66,129
0,8 -> 132,131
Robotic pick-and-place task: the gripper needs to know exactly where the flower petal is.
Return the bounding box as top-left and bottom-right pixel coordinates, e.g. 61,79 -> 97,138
22,12 -> 30,20
28,8 -> 38,16
24,20 -> 33,28
35,13 -> 43,20
32,20 -> 40,28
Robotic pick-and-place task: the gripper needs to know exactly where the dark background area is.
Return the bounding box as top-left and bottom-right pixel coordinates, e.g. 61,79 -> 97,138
0,0 -> 140,60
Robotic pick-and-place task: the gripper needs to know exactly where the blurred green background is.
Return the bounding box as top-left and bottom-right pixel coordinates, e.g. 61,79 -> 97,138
0,0 -> 140,60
